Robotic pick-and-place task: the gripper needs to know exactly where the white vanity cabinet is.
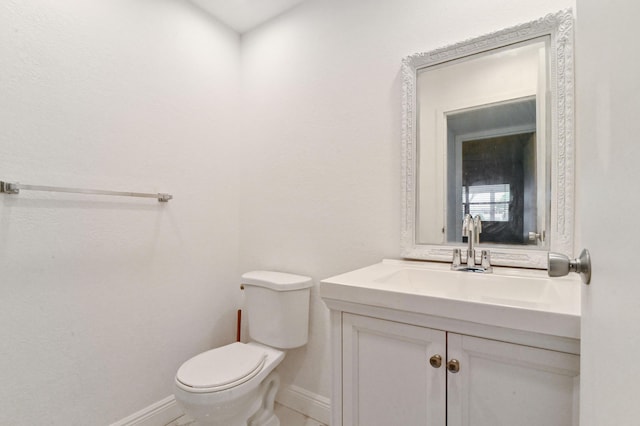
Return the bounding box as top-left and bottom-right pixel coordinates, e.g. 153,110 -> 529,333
340,313 -> 579,426
321,260 -> 581,426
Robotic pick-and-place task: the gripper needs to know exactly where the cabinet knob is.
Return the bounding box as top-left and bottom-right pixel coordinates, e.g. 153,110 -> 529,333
429,354 -> 442,368
447,359 -> 460,373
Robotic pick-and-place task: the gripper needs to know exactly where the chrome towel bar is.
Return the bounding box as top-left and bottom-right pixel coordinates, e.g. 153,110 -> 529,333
0,181 -> 172,202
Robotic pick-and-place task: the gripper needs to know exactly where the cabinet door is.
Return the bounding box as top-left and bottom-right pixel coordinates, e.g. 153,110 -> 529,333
447,333 -> 580,426
342,313 -> 446,426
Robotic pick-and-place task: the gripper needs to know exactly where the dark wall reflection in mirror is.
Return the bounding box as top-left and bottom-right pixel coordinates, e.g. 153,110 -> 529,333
446,98 -> 537,245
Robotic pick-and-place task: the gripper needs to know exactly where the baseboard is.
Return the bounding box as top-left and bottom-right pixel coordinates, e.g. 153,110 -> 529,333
110,385 -> 329,426
109,395 -> 183,426
276,384 -> 331,426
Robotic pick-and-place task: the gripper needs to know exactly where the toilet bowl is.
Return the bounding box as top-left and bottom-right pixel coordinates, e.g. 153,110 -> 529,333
174,271 -> 312,426
174,342 -> 285,426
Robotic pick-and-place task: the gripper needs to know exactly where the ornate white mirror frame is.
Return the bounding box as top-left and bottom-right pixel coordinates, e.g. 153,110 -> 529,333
401,10 -> 574,268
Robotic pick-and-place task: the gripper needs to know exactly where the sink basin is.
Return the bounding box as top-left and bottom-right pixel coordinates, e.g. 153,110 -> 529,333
320,259 -> 580,339
376,266 -> 572,310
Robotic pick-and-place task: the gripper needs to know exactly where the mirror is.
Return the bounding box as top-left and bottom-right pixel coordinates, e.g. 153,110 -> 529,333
401,10 -> 574,268
419,39 -> 547,247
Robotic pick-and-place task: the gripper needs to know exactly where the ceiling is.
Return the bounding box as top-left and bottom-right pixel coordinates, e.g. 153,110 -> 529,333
190,0 -> 307,34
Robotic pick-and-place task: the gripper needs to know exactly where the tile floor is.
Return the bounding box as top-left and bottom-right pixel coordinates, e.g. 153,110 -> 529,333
274,403 -> 326,426
165,403 -> 327,426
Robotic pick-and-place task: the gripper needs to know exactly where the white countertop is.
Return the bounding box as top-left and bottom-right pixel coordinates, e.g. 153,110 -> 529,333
320,259 -> 581,339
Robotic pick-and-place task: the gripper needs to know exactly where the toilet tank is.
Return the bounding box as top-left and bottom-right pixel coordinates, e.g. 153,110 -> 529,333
241,271 -> 313,349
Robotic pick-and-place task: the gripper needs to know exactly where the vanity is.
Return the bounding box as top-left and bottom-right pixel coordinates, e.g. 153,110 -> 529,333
321,9 -> 579,426
321,260 -> 580,426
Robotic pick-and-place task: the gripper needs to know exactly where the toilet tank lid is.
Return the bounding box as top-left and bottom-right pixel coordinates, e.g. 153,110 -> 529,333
241,271 -> 312,291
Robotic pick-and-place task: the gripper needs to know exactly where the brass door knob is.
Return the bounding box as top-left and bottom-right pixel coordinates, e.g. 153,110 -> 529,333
429,354 -> 442,368
447,359 -> 460,373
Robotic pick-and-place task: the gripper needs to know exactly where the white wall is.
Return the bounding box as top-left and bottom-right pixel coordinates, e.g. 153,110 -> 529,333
0,1 -> 241,424
240,0 -> 574,402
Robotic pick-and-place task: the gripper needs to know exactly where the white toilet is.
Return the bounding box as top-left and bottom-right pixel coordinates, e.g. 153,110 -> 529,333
174,271 -> 313,426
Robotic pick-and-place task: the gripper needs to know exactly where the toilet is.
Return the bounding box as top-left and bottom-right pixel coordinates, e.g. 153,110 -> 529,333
174,271 -> 313,426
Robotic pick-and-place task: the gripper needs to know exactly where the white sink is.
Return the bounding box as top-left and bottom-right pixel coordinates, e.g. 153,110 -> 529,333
377,266 -> 573,310
320,259 -> 580,339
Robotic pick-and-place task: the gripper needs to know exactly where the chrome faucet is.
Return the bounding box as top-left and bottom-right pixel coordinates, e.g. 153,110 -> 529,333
452,214 -> 492,273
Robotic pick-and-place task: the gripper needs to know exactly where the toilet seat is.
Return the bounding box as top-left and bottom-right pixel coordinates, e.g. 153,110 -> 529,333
176,342 -> 267,393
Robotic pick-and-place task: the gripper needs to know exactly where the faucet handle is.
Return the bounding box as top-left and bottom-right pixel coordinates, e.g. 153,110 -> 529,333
451,249 -> 462,269
481,250 -> 492,271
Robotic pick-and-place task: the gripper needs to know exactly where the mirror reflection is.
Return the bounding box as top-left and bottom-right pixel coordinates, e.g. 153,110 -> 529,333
416,38 -> 549,248
447,98 -> 537,245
